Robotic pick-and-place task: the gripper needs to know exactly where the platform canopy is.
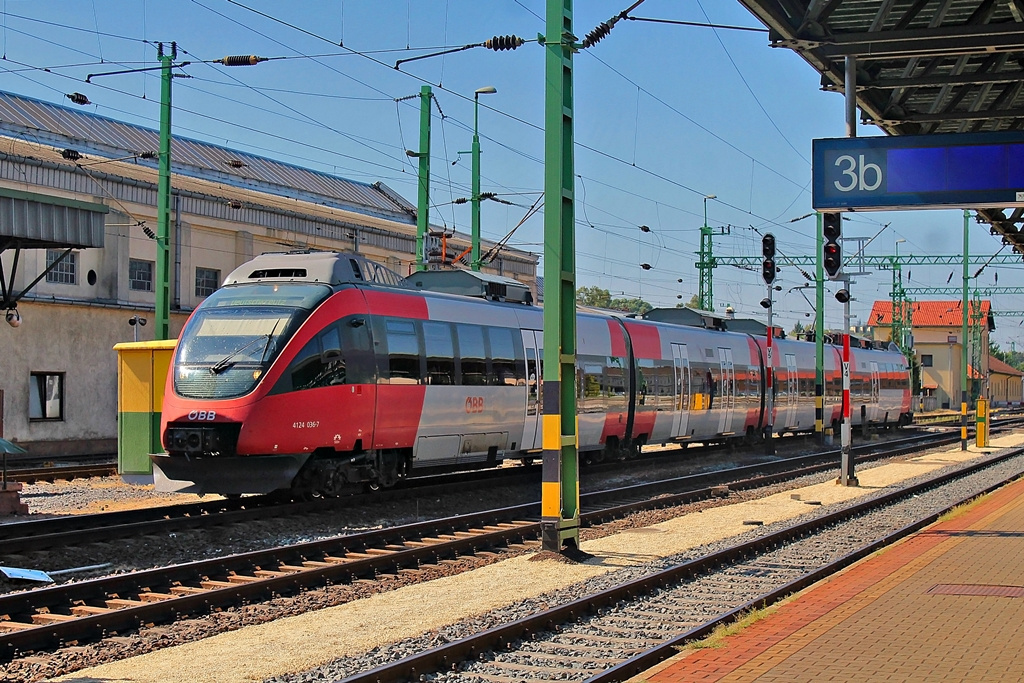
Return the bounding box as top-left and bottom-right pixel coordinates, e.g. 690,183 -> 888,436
738,0 -> 1024,251
0,186 -> 107,314
0,186 -> 106,250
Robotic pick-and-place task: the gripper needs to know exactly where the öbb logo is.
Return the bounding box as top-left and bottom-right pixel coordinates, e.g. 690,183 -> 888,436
465,397 -> 484,413
187,410 -> 217,421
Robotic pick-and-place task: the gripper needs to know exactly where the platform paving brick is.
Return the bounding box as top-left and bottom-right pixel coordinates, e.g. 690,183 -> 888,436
642,474 -> 1024,683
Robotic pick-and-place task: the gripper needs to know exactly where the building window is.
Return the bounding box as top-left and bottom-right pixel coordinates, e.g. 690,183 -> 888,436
129,259 -> 154,291
921,354 -> 933,367
45,249 -> 76,284
195,267 -> 220,298
29,372 -> 64,421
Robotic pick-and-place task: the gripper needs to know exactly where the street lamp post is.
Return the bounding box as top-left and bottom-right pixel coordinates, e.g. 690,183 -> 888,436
471,86 -> 497,271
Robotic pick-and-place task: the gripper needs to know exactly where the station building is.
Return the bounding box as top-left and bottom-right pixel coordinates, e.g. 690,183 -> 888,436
988,356 -> 1024,407
869,300 -> 997,410
0,91 -> 538,456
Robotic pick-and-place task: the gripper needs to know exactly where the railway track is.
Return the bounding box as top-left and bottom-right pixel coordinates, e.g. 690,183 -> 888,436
337,445 -> 1024,683
0,427 -> 990,661
0,411 -> 1014,488
3,463 -> 116,484
0,427 -> 961,556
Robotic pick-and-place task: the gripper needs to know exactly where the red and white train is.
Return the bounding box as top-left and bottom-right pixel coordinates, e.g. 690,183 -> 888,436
155,251 -> 913,496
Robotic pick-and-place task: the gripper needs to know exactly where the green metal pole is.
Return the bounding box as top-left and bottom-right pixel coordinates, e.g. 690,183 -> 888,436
961,209 -> 969,450
540,0 -> 579,553
815,212 -> 825,441
697,195 -> 715,311
155,42 -> 174,341
698,227 -> 712,310
415,85 -> 432,273
471,94 -> 482,271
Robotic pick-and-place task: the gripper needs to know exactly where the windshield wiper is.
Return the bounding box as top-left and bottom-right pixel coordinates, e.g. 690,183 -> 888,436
210,334 -> 271,375
259,319 -> 283,365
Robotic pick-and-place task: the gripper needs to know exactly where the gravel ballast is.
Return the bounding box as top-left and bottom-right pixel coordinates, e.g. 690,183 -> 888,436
43,435 -> 1022,683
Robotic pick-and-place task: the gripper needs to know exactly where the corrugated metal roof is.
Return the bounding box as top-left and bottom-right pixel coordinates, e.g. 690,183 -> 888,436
0,90 -> 417,224
0,186 -> 106,248
738,1 -> 1024,254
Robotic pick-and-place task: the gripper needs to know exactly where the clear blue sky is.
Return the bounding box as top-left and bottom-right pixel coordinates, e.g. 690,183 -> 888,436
4,1 -> 1021,347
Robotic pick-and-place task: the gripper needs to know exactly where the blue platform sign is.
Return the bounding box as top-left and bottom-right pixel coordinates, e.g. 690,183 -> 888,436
813,131 -> 1024,211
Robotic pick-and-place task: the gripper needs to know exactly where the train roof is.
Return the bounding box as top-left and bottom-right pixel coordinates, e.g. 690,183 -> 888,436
404,269 -> 533,305
222,251 -> 408,289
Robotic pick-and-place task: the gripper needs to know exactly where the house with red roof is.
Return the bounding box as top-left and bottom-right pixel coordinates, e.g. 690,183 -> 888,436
869,300 -> 994,410
988,356 -> 1024,407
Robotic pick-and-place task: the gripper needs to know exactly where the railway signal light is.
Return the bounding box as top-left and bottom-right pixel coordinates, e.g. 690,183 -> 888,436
823,212 -> 842,279
761,233 -> 776,285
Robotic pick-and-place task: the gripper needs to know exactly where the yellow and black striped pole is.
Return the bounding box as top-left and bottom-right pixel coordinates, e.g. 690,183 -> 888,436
540,0 -> 580,553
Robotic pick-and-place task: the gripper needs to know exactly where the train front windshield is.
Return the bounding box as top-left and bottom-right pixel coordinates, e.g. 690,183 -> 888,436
174,283 -> 331,399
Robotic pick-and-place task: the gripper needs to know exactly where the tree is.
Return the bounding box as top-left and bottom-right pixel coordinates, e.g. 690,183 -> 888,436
791,321 -> 806,337
990,341 -> 1024,371
576,286 -> 652,315
676,294 -> 700,309
609,297 -> 652,315
576,286 -> 611,308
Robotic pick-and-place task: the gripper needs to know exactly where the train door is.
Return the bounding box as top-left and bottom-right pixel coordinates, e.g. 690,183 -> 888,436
870,361 -> 881,419
520,330 -> 543,451
718,347 -> 735,433
671,343 -> 690,437
785,353 -> 799,428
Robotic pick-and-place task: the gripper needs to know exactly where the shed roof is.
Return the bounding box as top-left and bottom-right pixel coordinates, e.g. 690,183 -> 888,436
989,356 -> 1024,377
0,90 -> 416,224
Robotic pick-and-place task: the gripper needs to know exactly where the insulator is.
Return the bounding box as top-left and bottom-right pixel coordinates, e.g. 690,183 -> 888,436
139,151 -> 157,160
219,55 -> 268,66
453,197 -> 468,205
484,35 -> 524,51
66,92 -> 91,106
60,149 -> 82,161
582,21 -> 613,48
480,192 -> 497,201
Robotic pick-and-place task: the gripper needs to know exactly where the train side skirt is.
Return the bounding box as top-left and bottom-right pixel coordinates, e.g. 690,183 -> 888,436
151,452 -> 311,496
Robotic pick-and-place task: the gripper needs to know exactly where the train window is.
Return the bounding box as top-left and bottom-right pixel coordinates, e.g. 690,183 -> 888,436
637,359 -> 673,411
525,347 -> 539,410
578,356 -> 606,413
288,325 -> 347,391
457,324 -> 487,386
423,321 -> 455,385
385,319 -> 422,384
488,327 -> 523,386
349,259 -> 364,280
